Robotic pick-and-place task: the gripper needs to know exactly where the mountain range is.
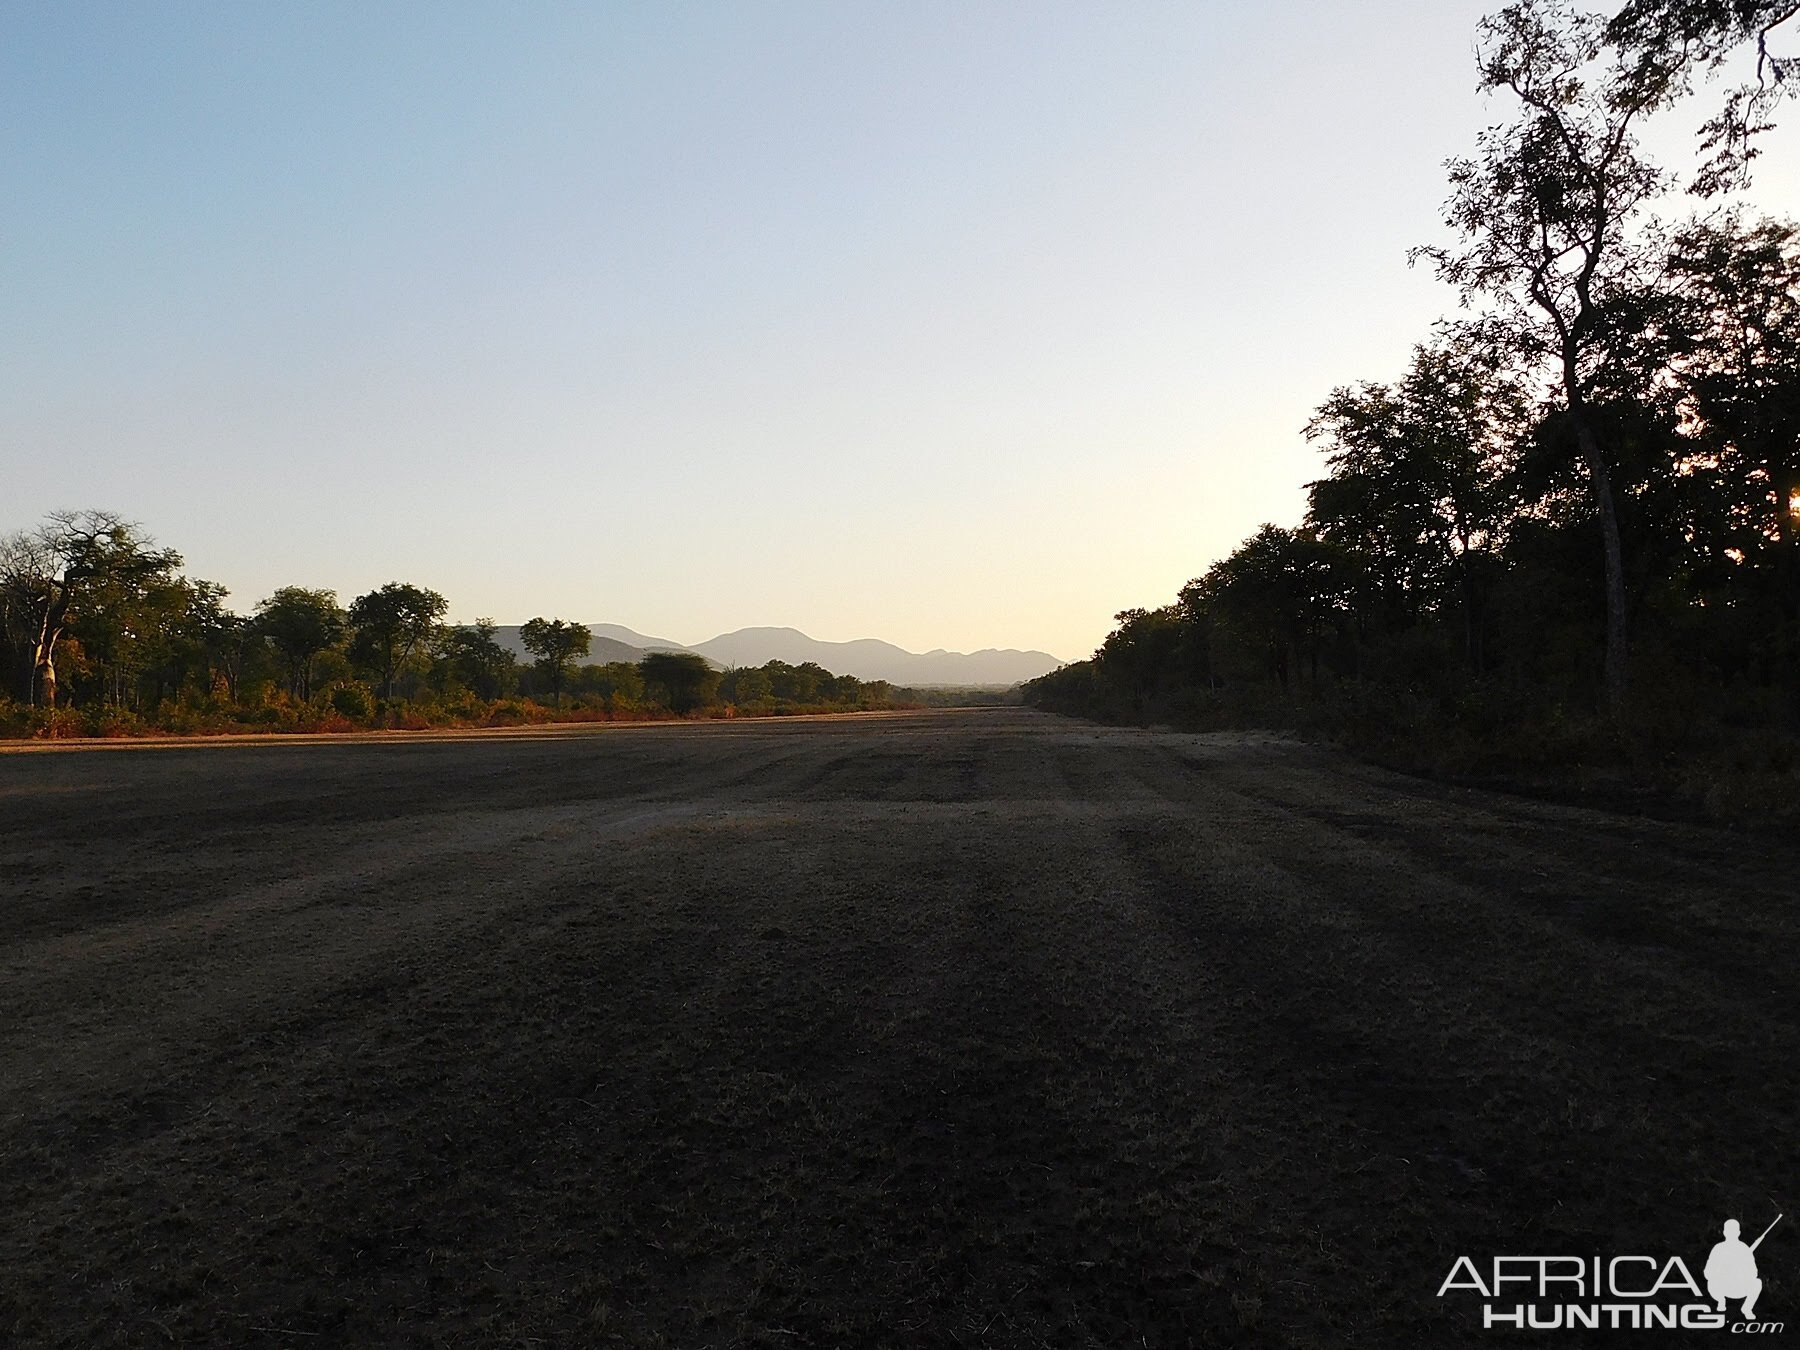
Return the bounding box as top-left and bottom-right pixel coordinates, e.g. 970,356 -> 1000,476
491,624 -> 1062,687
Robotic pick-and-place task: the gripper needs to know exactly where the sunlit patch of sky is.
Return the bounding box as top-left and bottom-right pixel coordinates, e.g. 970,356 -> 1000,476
2,1 -> 1790,660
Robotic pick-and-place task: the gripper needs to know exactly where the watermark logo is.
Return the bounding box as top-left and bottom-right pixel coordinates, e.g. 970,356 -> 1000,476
1438,1213 -> 1783,1333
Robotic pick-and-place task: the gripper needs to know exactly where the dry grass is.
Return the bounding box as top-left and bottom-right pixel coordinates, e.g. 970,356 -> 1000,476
1,710 -> 1793,1346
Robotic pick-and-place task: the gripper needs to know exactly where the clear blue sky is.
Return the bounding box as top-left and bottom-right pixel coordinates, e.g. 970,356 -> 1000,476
2,2 -> 1787,660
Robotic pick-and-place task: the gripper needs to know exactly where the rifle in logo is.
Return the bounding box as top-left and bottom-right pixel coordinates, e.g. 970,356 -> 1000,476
1753,1215 -> 1784,1251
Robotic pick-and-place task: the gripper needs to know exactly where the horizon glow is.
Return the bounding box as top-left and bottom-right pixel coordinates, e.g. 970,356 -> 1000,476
3,2 -> 1791,663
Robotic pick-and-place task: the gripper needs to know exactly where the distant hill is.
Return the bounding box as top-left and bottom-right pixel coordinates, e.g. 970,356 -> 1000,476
691,627 -> 1061,686
490,627 -> 659,666
489,622 -> 1062,686
586,623 -> 692,653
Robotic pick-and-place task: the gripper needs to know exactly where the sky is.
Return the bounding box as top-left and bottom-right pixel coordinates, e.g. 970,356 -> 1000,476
2,2 -> 1792,661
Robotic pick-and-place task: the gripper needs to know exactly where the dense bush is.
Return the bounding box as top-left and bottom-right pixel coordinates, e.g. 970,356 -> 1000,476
328,684 -> 374,722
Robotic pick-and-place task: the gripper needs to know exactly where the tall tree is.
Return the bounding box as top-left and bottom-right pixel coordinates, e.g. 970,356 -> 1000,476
726,665 -> 773,707
1096,606 -> 1191,712
1415,1 -> 1681,711
1306,338 -> 1526,672
437,619 -> 517,701
0,511 -> 174,707
1665,213 -> 1800,696
68,539 -> 190,708
183,583 -> 253,704
348,583 -> 448,704
1188,525 -> 1348,692
255,587 -> 346,701
519,618 -> 591,707
1666,214 -> 1800,549
1604,0 -> 1799,194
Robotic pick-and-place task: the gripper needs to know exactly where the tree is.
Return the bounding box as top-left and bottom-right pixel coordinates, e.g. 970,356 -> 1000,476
571,660 -> 644,711
825,672 -> 864,705
761,660 -> 829,704
68,538 -> 192,708
180,584 -> 255,705
519,618 -> 591,707
255,587 -> 346,701
639,650 -> 719,715
1664,213 -> 1800,698
1097,607 -> 1190,712
726,665 -> 773,707
1415,1 -> 1685,711
1189,525 -> 1349,692
1604,0 -> 1800,195
1666,214 -> 1800,550
348,582 -> 448,705
1305,338 -> 1526,672
437,619 -> 517,701
0,511 -> 176,707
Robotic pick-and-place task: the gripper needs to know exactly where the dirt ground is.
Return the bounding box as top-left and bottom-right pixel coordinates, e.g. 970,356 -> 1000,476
1,708 -> 1793,1347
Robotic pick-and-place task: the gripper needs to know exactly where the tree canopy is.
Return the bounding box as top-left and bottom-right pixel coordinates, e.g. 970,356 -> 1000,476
348,583 -> 448,705
638,651 -> 720,715
1029,0 -> 1800,808
519,618 -> 592,706
256,588 -> 346,702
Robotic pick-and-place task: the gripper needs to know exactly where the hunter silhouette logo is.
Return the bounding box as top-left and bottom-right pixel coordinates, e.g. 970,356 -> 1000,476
1707,1215 -> 1780,1322
1438,1211 -> 1784,1332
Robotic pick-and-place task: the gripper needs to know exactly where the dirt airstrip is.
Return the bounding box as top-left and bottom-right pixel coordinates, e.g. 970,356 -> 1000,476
1,708 -> 1794,1347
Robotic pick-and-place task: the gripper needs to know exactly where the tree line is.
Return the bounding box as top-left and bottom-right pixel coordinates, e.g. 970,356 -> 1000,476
0,511 -> 901,736
1027,1 -> 1799,806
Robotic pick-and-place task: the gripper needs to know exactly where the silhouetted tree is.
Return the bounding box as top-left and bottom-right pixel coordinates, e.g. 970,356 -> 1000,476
1190,526 -> 1349,692
1665,213 -> 1800,698
1415,1 -> 1687,711
1097,607 -> 1189,713
1306,338 -> 1526,672
639,650 -> 719,714
1604,0 -> 1799,194
520,617 -> 591,707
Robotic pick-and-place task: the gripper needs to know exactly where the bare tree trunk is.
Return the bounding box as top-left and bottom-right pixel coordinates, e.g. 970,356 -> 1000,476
1573,411 -> 1629,715
1458,565 -> 1484,676
33,651 -> 56,709
31,623 -> 59,709
27,575 -> 73,709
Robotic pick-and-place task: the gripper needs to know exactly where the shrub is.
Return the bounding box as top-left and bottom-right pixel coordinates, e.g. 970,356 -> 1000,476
0,698 -> 30,739
32,707 -> 87,739
487,699 -> 530,726
328,684 -> 374,722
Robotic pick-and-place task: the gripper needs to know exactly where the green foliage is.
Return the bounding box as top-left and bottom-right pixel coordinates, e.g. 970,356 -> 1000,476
255,587 -> 346,702
328,683 -> 374,722
569,660 -> 643,711
0,510 -> 182,709
348,582 -> 448,705
437,619 -> 517,700
638,651 -> 720,715
519,617 -> 591,706
724,665 -> 772,707
0,520 -> 903,738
